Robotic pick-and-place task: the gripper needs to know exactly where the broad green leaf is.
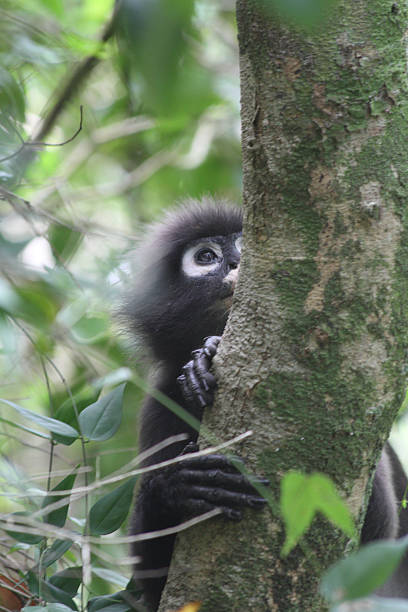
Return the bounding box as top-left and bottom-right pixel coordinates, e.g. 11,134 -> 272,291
88,581 -> 144,612
71,315 -> 108,344
0,414 -> 51,440
52,387 -> 99,445
49,567 -> 81,598
40,581 -> 77,611
0,67 -> 25,120
41,540 -> 73,567
5,512 -> 44,545
42,472 -> 77,527
78,384 -> 125,441
309,473 -> 355,535
88,477 -> 137,535
116,0 -> 217,118
281,471 -> 355,555
281,471 -> 315,555
321,537 -> 408,603
92,568 -> 129,589
48,224 -> 83,263
88,600 -> 132,612
0,399 -> 78,441
15,284 -> 58,327
26,572 -> 77,611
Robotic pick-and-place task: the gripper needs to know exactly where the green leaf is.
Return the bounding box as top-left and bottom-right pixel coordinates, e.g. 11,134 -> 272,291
0,414 -> 51,440
42,472 -> 77,527
92,568 -> 129,589
88,600 -> 132,612
15,284 -> 59,327
331,597 -> 408,611
78,384 -> 125,441
71,315 -> 108,344
49,567 -> 81,598
88,477 -> 137,536
0,66 -> 25,120
48,224 -> 83,263
116,0 -> 216,118
0,399 -> 79,441
26,572 -> 77,611
281,471 -> 355,555
41,540 -> 73,567
52,387 -> 99,445
5,512 -> 44,545
87,582 -> 144,612
281,472 -> 315,555
321,537 -> 408,604
41,582 -> 78,611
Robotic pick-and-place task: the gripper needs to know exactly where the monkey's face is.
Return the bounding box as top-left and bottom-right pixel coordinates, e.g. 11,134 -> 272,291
159,232 -> 242,360
127,202 -> 243,365
181,232 -> 242,301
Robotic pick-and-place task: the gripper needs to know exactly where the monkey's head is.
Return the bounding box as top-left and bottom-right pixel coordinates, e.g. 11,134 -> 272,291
126,198 -> 243,366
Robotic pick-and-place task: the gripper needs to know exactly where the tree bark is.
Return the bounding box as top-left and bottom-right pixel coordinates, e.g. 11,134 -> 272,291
159,1 -> 408,610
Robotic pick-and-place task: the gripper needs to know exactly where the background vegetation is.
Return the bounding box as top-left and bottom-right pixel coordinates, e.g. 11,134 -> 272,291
0,0 -> 241,609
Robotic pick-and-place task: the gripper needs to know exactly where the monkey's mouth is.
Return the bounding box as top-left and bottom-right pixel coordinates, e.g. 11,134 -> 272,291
223,294 -> 234,309
221,286 -> 235,307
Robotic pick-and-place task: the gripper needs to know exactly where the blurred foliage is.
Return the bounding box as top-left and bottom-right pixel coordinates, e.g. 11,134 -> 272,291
0,0 -> 241,608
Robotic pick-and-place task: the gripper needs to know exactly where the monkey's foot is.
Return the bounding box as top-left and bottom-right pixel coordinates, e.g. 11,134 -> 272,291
177,335 -> 221,410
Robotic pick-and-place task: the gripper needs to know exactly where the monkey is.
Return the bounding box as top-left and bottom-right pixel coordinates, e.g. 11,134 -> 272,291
125,198 -> 408,610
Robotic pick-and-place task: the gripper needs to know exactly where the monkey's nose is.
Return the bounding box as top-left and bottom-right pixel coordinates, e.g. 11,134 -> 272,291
228,261 -> 239,271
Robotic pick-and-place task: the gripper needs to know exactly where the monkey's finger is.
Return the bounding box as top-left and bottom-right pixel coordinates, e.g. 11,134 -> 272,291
181,441 -> 199,455
178,454 -> 245,472
191,351 -> 216,391
202,335 -> 221,358
181,361 -> 210,408
181,498 -> 242,521
180,468 -> 269,492
188,485 -> 268,509
178,370 -> 207,408
177,373 -> 202,408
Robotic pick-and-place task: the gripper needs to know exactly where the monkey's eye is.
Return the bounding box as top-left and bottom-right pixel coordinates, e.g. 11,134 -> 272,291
195,247 -> 220,265
182,242 -> 223,277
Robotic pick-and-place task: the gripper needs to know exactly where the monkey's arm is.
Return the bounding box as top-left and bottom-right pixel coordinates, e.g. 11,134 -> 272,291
131,348 -> 268,610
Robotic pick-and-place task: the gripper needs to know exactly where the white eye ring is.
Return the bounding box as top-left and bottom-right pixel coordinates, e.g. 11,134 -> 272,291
182,242 -> 222,277
235,236 -> 243,253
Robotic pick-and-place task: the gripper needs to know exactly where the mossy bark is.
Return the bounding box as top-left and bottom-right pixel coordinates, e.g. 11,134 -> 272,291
159,1 -> 408,610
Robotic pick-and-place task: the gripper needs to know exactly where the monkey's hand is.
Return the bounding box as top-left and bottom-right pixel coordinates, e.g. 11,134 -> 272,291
177,335 -> 220,410
143,442 -> 269,523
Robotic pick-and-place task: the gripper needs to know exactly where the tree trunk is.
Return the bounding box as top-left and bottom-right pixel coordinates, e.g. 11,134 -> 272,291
158,1 -> 408,610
